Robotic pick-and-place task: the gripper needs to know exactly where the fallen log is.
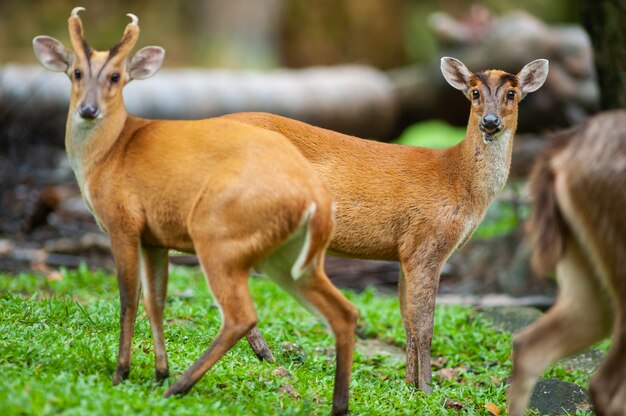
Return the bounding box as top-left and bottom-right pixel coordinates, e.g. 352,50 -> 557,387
0,64 -> 398,140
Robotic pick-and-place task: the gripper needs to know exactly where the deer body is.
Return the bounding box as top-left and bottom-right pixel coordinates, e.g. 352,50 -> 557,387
508,110 -> 626,416
227,112 -> 514,261
33,9 -> 357,415
227,58 -> 549,392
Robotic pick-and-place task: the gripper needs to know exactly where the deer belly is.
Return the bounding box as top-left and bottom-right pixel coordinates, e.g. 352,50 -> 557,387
141,213 -> 195,253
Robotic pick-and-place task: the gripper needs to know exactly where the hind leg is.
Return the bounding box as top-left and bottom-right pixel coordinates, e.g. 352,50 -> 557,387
264,255 -> 357,416
295,266 -> 358,416
164,253 -> 257,397
508,241 -> 613,416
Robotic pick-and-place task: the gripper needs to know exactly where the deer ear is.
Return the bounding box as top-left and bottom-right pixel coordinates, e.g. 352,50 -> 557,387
33,36 -> 72,73
518,59 -> 549,96
128,46 -> 165,80
441,57 -> 473,91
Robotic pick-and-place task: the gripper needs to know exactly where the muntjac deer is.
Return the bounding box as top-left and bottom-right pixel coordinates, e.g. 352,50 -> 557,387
33,8 -> 357,415
508,110 -> 626,416
226,57 -> 549,392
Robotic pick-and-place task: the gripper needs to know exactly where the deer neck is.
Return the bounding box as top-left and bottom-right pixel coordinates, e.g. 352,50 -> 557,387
65,104 -> 128,183
450,117 -> 516,208
64,100 -> 130,217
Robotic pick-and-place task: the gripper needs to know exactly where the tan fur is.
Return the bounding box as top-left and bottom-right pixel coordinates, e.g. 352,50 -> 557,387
225,59 -> 548,392
33,10 -> 357,416
509,110 -> 626,416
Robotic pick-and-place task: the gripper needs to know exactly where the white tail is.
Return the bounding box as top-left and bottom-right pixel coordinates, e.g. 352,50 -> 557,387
225,57 -> 548,392
32,8 -> 357,415
508,110 -> 626,416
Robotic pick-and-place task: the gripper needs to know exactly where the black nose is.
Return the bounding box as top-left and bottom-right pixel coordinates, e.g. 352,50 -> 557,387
481,114 -> 500,131
79,104 -> 100,119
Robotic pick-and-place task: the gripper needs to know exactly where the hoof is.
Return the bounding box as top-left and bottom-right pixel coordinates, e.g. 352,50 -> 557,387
155,368 -> 170,384
112,366 -> 130,385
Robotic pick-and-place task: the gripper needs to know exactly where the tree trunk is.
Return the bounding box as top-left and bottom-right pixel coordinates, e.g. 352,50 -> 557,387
580,0 -> 626,109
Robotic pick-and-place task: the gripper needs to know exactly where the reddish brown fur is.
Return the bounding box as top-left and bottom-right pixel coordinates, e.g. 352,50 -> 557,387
225,58 -> 548,392
33,10 -> 357,416
509,110 -> 626,416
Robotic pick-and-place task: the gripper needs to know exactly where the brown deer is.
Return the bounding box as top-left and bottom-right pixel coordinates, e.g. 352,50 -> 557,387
32,8 -> 357,415
226,57 -> 549,392
508,110 -> 626,416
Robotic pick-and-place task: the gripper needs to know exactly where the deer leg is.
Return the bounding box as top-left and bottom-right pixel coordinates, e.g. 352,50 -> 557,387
140,245 -> 170,382
400,260 -> 441,393
164,258 -> 257,397
110,238 -> 142,385
254,209 -> 356,415
398,267 -> 417,385
508,242 -> 612,416
245,327 -> 276,363
590,314 -> 626,416
290,265 -> 357,416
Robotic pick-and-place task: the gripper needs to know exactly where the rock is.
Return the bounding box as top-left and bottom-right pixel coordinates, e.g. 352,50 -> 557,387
478,306 -> 543,333
529,378 -> 592,415
561,349 -> 605,374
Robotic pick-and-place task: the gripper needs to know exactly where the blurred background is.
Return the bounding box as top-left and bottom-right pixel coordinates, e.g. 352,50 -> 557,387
0,0 -> 623,305
0,0 -> 579,68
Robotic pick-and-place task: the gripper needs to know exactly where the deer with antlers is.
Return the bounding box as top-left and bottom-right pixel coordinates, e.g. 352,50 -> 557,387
32,8 -> 357,415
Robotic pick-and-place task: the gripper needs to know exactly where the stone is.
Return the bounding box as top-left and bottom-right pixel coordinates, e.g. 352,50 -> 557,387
479,306 -> 543,333
529,378 -> 592,415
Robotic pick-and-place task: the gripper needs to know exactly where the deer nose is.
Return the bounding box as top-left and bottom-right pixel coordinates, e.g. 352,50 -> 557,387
481,114 -> 501,132
79,104 -> 100,120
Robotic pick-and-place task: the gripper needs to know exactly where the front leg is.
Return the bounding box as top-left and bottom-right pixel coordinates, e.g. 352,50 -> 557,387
110,236 -> 142,385
399,259 -> 442,393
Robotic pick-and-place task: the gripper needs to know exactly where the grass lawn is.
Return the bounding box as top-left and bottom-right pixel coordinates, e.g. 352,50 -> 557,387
0,265 -> 597,415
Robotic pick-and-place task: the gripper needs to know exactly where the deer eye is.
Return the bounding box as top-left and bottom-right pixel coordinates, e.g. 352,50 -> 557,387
507,90 -> 516,100
74,68 -> 82,80
111,73 -> 121,83
471,89 -> 480,100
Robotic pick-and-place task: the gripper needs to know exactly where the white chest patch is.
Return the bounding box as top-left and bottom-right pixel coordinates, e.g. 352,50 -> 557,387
456,214 -> 480,250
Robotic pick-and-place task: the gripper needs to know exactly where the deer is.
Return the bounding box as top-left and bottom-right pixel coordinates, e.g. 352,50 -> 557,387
224,57 -> 549,392
32,8 -> 358,415
508,110 -> 626,416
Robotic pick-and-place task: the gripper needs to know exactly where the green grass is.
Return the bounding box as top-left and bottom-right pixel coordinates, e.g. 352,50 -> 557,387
0,266 -> 598,415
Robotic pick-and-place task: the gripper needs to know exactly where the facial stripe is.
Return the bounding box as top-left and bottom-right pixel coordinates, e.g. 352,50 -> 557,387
474,71 -> 519,97
499,73 -> 518,88
474,72 -> 492,94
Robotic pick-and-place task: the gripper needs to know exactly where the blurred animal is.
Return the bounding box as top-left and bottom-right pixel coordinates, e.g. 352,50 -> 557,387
508,110 -> 626,416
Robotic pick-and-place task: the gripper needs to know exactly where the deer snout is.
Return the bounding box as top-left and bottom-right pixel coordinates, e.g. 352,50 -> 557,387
78,103 -> 100,120
480,114 -> 501,133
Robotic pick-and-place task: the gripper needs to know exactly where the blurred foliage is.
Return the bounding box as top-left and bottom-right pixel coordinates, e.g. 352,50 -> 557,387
473,191 -> 529,240
1,0 -> 580,68
394,119 -> 465,148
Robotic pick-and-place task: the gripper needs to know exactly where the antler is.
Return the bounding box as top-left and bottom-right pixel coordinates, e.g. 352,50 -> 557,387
109,13 -> 140,58
68,6 -> 91,58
